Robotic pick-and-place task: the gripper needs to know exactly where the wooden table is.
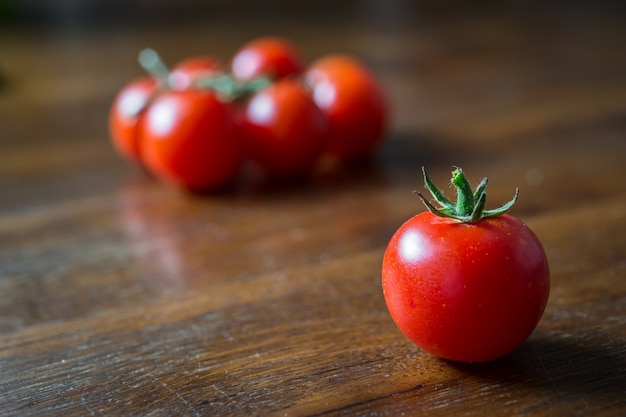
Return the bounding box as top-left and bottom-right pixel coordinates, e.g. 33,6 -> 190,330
1,4 -> 625,416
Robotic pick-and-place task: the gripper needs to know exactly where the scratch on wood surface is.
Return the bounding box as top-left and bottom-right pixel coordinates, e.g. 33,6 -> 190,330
153,376 -> 200,417
211,383 -> 230,399
531,341 -> 582,417
80,400 -> 97,416
80,390 -> 98,417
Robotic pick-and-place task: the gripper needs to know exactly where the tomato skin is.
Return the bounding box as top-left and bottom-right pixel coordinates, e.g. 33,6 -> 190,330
231,37 -> 304,82
168,56 -> 222,91
382,212 -> 550,363
305,55 -> 387,163
240,79 -> 328,177
108,76 -> 157,162
140,90 -> 242,191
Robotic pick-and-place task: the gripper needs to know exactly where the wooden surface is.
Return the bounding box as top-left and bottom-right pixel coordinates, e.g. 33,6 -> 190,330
1,3 -> 625,416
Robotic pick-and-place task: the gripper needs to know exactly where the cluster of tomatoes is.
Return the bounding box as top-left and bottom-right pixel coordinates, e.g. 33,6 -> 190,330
109,37 -> 387,191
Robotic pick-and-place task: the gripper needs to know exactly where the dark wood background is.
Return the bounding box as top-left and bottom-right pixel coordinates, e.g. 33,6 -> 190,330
1,1 -> 625,415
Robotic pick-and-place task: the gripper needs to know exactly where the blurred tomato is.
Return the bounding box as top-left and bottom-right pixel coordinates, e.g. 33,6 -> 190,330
305,55 -> 387,163
240,79 -> 328,177
231,37 -> 304,81
108,76 -> 157,162
168,56 -> 223,91
141,90 -> 243,191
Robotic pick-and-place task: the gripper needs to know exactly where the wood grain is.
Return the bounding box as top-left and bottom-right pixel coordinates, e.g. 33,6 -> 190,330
1,4 -> 625,416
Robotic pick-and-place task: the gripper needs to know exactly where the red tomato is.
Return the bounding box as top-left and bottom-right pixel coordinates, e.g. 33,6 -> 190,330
168,56 -> 222,91
305,55 -> 387,163
108,76 -> 157,162
231,37 -> 304,82
240,79 -> 328,177
382,168 -> 550,363
141,90 -> 243,191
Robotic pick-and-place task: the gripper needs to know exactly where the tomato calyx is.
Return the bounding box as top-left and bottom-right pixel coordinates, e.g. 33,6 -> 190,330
195,75 -> 271,102
138,48 -> 270,102
415,167 -> 519,223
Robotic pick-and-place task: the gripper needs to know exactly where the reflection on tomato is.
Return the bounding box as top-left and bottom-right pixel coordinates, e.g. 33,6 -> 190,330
141,90 -> 243,191
108,76 -> 157,162
169,56 -> 223,91
305,55 -> 387,163
240,79 -> 328,177
232,37 -> 304,81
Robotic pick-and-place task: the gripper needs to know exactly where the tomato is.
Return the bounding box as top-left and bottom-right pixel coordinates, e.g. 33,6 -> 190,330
231,37 -> 304,82
108,76 -> 157,162
168,56 -> 222,91
141,89 -> 243,191
305,54 -> 387,163
382,168 -> 550,363
240,78 -> 328,178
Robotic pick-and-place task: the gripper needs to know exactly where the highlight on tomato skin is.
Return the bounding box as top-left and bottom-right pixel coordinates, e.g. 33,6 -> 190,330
108,76 -> 157,163
239,78 -> 329,178
304,54 -> 388,164
168,56 -> 223,91
140,90 -> 244,192
231,36 -> 304,82
381,167 -> 550,363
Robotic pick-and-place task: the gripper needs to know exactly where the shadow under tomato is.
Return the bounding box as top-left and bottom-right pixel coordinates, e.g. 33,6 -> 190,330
198,128 -> 458,198
446,334 -> 626,409
124,128 -> 478,200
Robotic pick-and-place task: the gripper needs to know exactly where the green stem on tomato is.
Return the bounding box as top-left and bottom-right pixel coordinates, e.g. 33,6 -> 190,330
451,167 -> 475,217
138,48 -> 171,87
195,74 -> 271,100
137,47 -> 271,101
416,167 -> 519,223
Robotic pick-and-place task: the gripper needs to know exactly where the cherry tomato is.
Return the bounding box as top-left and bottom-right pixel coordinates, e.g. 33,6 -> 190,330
231,37 -> 304,82
240,79 -> 328,178
108,76 -> 157,162
168,56 -> 222,91
305,55 -> 387,163
382,168 -> 550,363
141,90 -> 243,191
